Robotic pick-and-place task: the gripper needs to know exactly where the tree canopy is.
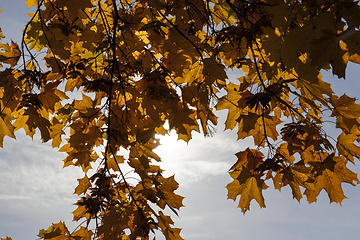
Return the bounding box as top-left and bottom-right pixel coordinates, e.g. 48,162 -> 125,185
1,0 -> 360,239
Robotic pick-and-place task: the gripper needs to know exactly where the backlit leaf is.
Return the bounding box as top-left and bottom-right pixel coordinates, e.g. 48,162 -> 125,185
337,133 -> 360,163
74,175 -> 91,195
0,41 -> 20,67
0,113 -> 15,147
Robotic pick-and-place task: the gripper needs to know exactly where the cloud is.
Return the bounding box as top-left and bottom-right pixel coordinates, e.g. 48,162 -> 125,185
0,132 -> 82,239
154,116 -> 254,186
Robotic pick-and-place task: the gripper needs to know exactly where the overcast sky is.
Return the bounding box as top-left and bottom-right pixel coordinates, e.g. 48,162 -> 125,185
1,1 -> 360,240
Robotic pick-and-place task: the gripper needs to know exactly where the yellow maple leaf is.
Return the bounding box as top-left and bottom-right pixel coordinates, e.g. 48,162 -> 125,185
305,152 -> 359,204
0,41 -> 21,68
74,93 -> 94,113
72,204 -> 89,222
158,175 -> 184,210
38,82 -> 68,113
38,221 -> 70,239
74,175 -> 91,196
280,166 -> 314,202
228,148 -> 268,213
71,226 -> 93,240
230,148 -> 264,172
0,113 -> 15,147
50,123 -> 64,148
63,149 -> 98,173
157,211 -> 184,240
25,0 -> 37,8
337,132 -> 360,163
242,114 -> 282,146
227,167 -> 267,213
106,155 -> 124,171
216,82 -> 242,130
305,171 -> 346,204
331,94 -> 360,119
24,107 -> 51,142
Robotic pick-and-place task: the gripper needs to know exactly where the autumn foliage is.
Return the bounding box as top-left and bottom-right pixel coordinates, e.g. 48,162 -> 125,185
2,0 -> 360,239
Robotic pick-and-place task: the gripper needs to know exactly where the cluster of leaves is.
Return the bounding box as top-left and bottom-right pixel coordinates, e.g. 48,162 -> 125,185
1,0 -> 360,239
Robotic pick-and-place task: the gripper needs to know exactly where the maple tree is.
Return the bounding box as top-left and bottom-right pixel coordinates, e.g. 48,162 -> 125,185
2,0 -> 360,239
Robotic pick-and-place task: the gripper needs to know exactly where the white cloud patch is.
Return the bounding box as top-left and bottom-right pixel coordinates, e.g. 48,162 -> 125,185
0,133 -> 82,239
154,125 -> 253,186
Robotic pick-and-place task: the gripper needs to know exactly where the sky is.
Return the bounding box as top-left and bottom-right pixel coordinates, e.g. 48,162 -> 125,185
1,1 -> 360,240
